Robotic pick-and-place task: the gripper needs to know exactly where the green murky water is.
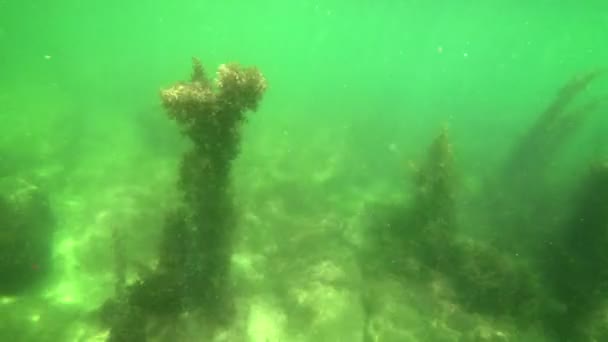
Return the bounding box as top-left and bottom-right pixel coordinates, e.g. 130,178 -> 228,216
1,1 -> 608,341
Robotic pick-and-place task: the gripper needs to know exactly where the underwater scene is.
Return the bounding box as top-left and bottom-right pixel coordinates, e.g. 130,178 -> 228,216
1,1 -> 608,341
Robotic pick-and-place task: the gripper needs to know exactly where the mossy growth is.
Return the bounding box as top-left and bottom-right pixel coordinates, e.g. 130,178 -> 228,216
481,71 -> 606,257
364,128 -> 543,326
104,58 -> 267,338
438,238 -> 542,321
395,128 -> 460,277
360,128 -> 457,285
544,161 -> 608,339
128,209 -> 188,316
409,127 -> 456,237
0,181 -> 54,295
159,58 -> 266,320
505,70 -> 604,185
362,128 -> 456,272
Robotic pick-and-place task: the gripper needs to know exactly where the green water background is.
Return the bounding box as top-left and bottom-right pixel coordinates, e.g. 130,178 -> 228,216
3,0 -> 607,237
1,0 -> 608,340
3,1 -> 607,171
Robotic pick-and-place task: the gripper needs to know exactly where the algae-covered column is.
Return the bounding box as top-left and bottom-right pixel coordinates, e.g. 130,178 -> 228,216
160,58 -> 267,319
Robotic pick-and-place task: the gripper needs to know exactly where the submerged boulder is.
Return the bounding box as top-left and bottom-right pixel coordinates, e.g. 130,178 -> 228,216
0,179 -> 54,295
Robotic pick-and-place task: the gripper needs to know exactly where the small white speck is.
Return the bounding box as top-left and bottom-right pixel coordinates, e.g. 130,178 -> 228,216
463,52 -> 469,58
44,55 -> 52,60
